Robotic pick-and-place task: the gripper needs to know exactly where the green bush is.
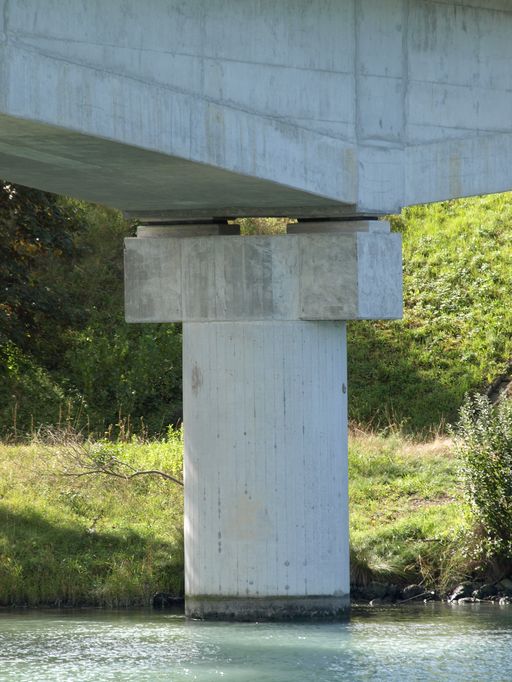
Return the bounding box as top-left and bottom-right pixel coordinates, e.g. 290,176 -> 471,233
452,394 -> 512,563
63,321 -> 182,436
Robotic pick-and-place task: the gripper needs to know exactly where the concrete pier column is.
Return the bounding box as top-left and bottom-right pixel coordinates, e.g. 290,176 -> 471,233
124,219 -> 402,620
183,320 -> 349,619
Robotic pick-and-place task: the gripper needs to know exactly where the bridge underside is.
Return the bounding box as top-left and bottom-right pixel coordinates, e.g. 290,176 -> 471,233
3,1 -> 512,217
0,115 -> 352,219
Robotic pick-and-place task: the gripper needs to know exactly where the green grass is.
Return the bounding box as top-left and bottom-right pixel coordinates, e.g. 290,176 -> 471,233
0,430 -> 184,607
349,430 -> 468,592
348,193 -> 512,433
0,428 -> 467,606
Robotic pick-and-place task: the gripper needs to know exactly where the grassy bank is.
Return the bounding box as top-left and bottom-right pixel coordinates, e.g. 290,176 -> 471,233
0,430 -> 465,607
349,431 -> 467,593
349,193 -> 512,432
0,432 -> 184,607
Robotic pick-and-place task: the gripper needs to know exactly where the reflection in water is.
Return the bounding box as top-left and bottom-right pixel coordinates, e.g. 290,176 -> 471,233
1,605 -> 512,681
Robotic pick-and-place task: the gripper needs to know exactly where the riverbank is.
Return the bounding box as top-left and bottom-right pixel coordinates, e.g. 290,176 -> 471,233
349,430 -> 466,596
0,432 -> 185,607
0,429 -> 466,607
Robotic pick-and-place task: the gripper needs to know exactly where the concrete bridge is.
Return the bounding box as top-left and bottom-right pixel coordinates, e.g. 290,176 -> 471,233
1,0 -> 511,619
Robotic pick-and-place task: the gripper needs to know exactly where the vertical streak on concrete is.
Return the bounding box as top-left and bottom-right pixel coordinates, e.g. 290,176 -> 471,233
0,1 -> 6,40
0,0 -> 9,110
353,0 -> 362,146
183,320 -> 349,619
402,0 -> 410,146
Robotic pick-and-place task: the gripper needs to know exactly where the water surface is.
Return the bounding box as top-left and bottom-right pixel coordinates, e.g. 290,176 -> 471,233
1,604 -> 512,681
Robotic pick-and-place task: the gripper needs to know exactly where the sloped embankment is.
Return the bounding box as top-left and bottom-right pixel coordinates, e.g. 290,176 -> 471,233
348,193 -> 512,433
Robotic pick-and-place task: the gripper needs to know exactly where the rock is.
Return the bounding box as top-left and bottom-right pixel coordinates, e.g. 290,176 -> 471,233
498,579 -> 512,597
354,583 -> 402,603
448,583 -> 475,603
457,597 -> 475,604
367,582 -> 391,599
152,593 -> 185,610
369,598 -> 383,606
499,596 -> 511,605
472,584 -> 498,600
387,584 -> 402,601
401,584 -> 426,601
355,582 -> 392,601
423,591 -> 438,602
350,588 -> 367,603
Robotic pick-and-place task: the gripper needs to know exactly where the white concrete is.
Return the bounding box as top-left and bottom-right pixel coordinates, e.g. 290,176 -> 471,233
124,231 -> 403,323
183,320 -> 349,618
124,226 -> 401,618
1,1 -> 512,216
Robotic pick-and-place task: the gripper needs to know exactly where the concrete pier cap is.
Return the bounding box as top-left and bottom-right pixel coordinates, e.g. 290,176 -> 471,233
125,219 -> 402,324
125,218 -> 402,620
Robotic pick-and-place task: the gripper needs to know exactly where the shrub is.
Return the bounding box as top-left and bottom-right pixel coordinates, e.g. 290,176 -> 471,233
452,394 -> 512,563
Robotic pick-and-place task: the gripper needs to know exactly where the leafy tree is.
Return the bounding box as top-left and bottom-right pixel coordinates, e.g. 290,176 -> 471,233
0,182 -> 86,436
51,203 -> 182,436
0,182 -> 182,439
0,181 -> 86,361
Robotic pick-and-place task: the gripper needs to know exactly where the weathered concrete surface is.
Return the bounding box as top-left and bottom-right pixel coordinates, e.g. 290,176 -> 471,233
0,114 -> 346,216
185,595 -> 349,621
183,321 -> 350,619
124,231 -> 402,322
136,224 -> 240,238
127,225 -> 401,619
1,1 -> 512,215
287,220 -> 391,235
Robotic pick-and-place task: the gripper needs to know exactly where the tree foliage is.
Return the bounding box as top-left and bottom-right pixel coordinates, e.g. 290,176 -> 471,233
0,182 -> 182,439
0,181 -> 85,358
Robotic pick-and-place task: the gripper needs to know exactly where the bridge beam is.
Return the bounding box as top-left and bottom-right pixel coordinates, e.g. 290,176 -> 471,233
125,221 -> 402,619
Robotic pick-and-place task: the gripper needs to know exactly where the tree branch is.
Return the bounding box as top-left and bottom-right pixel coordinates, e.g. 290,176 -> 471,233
126,470 -> 183,485
59,467 -> 183,486
38,428 -> 184,488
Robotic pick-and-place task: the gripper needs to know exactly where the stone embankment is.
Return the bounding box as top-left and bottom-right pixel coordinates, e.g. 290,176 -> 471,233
352,579 -> 512,607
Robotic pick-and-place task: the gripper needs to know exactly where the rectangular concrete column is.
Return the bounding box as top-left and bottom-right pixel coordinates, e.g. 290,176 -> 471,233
183,320 -> 349,620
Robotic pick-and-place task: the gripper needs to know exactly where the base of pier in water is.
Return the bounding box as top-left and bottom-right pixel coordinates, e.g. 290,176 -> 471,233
185,595 -> 350,621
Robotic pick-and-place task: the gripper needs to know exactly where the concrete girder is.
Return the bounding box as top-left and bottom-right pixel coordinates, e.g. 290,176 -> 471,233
1,1 -> 512,216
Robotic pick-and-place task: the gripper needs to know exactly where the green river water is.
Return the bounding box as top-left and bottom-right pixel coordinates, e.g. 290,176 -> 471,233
1,604 -> 512,681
